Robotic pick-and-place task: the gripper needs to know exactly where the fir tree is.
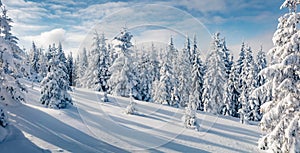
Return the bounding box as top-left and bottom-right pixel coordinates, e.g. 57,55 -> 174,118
40,46 -> 72,109
222,64 -> 240,117
109,27 -> 138,97
182,96 -> 199,131
0,1 -> 26,105
81,32 -> 110,92
76,48 -> 88,87
153,55 -> 173,105
67,52 -> 74,86
178,36 -> 192,107
190,54 -> 205,111
202,33 -> 227,114
258,1 -> 300,152
238,46 -> 257,123
30,41 -> 40,81
250,47 -> 268,121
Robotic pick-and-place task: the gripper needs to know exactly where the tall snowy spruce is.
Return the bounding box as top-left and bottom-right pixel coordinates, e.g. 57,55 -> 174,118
108,27 -> 138,97
182,96 -> 199,131
29,42 -> 40,82
238,46 -> 257,123
258,1 -> 300,152
202,33 -> 227,114
66,52 -> 75,86
168,37 -> 180,107
178,36 -> 192,107
189,36 -> 205,111
222,64 -> 240,117
76,48 -> 88,87
40,44 -> 72,109
136,51 -> 152,101
0,1 -> 26,105
153,39 -> 176,106
250,47 -> 268,121
81,32 -> 110,92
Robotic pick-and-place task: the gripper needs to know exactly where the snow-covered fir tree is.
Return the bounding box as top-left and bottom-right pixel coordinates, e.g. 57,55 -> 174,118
190,35 -> 198,64
202,32 -> 227,114
29,41 -> 40,82
125,91 -> 137,115
258,1 -> 300,152
67,52 -> 75,86
40,44 -> 72,109
81,32 -> 110,92
236,42 -> 246,91
153,46 -> 173,105
136,51 -> 152,101
221,37 -> 232,79
178,36 -> 192,107
249,47 -> 268,121
167,37 -> 180,107
149,43 -> 160,83
238,46 -> 257,123
109,27 -> 138,97
190,45 -> 205,110
96,33 -> 111,92
256,46 -> 268,87
182,96 -> 199,131
76,48 -> 88,87
0,1 -> 26,105
37,48 -> 47,79
222,64 -> 240,117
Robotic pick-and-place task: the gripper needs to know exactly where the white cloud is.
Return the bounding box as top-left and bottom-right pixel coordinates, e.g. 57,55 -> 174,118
24,28 -> 66,48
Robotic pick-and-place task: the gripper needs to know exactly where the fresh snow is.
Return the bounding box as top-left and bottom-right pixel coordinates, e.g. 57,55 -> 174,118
1,79 -> 262,152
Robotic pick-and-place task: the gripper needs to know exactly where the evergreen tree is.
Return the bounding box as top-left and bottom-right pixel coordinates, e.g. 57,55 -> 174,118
190,54 -> 205,111
149,43 -> 160,82
167,37 -> 180,107
178,36 -> 192,107
0,1 -> 26,105
182,96 -> 199,131
222,64 -> 240,117
202,33 -> 227,114
67,52 -> 74,86
40,45 -> 72,109
153,59 -> 173,105
125,91 -> 137,115
96,33 -> 111,92
221,37 -> 232,79
76,48 -> 88,87
30,41 -> 40,81
136,52 -> 152,101
108,27 -> 138,97
238,46 -> 257,123
250,47 -> 268,121
0,2 -> 17,44
81,32 -> 110,92
258,1 -> 300,152
256,46 -> 268,87
38,48 -> 47,79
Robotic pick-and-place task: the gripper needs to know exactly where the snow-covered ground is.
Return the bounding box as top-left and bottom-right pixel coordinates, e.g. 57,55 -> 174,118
0,80 -> 262,152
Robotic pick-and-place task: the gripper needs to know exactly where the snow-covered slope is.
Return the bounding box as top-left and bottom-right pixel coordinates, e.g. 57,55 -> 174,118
1,80 -> 262,152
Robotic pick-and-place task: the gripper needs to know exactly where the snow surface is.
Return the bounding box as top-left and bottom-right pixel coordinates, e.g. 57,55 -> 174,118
1,79 -> 262,152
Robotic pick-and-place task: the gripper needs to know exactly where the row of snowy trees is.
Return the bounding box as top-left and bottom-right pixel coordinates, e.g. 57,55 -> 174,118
29,27 -> 266,122
26,23 -> 269,124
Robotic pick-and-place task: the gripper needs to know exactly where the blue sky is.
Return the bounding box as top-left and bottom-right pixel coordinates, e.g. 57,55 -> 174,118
3,0 -> 284,57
